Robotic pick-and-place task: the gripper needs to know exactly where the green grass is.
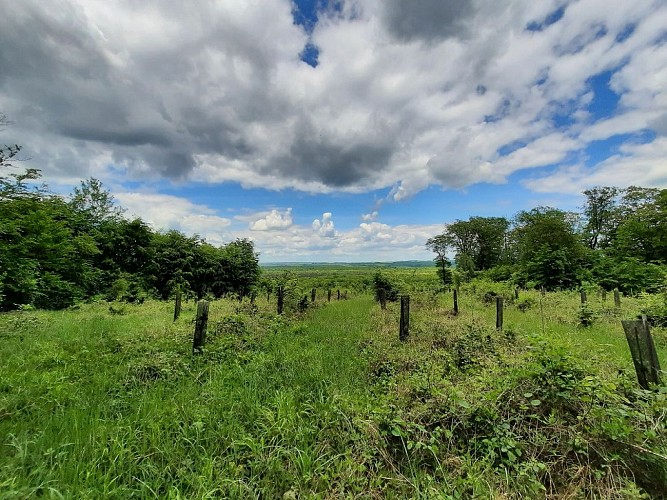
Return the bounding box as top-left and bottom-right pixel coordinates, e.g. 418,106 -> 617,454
1,282 -> 666,498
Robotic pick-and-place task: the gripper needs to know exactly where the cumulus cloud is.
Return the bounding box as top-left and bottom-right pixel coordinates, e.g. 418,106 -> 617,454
114,192 -> 231,245
312,212 -> 337,238
1,0 -> 666,196
361,211 -> 379,221
249,208 -> 293,231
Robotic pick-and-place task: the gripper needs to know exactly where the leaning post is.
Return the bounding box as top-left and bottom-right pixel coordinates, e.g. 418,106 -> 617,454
496,296 -> 504,330
399,295 -> 410,341
192,300 -> 210,354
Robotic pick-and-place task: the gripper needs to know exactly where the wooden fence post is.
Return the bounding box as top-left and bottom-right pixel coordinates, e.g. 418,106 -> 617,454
514,288 -> 519,300
337,289 -> 340,300
379,289 -> 387,309
580,290 -> 587,305
327,289 -> 332,302
277,286 -> 284,315
614,289 -> 621,308
621,318 -> 662,389
399,295 -> 410,341
453,289 -> 459,315
601,289 -> 607,302
192,300 -> 210,354
496,297 -> 503,330
311,288 -> 316,303
173,290 -> 182,322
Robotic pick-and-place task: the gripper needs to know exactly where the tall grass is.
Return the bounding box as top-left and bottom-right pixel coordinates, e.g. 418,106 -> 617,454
1,286 -> 665,498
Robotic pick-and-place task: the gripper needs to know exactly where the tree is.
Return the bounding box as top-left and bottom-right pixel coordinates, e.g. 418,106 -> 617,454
430,216 -> 510,280
69,178 -> 123,229
220,238 -> 261,299
426,234 -> 453,287
582,187 -> 620,250
613,188 -> 667,263
511,207 -> 586,289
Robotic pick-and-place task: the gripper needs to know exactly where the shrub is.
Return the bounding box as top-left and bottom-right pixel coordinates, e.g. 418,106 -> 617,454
373,271 -> 400,303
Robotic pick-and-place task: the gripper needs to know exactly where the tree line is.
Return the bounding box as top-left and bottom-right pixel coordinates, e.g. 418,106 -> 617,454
1,142 -> 260,311
427,186 -> 667,292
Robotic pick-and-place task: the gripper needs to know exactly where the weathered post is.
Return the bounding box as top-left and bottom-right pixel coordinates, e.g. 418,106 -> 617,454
192,300 -> 210,354
277,286 -> 284,315
496,296 -> 504,330
337,289 -> 340,300
327,289 -> 332,302
540,286 -> 546,296
601,289 -> 607,302
379,288 -> 387,310
399,295 -> 410,341
453,289 -> 459,315
580,290 -> 587,305
621,319 -> 662,389
311,288 -> 316,303
614,288 -> 621,308
173,289 -> 182,322
514,288 -> 519,300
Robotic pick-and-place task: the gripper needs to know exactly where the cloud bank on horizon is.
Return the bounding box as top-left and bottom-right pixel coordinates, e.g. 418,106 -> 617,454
1,0 -> 666,261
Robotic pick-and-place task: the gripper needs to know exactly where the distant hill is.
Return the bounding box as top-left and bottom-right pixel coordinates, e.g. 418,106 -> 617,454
261,260 -> 433,269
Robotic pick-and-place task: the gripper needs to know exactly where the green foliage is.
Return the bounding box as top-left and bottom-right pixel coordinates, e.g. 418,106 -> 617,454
0,173 -> 262,310
372,270 -> 400,302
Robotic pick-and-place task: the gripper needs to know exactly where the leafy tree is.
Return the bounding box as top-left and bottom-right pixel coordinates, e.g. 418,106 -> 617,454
70,177 -> 123,227
613,188 -> 667,263
425,234 -> 453,287
511,207 -> 586,289
582,186 -> 619,249
219,238 -> 261,299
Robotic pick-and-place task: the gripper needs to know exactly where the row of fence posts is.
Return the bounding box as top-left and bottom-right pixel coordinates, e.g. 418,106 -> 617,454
178,285 -> 661,390
389,288 -> 660,390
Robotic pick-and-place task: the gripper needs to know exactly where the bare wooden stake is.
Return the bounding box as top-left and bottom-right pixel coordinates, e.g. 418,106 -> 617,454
327,289 -> 332,302
337,289 -> 340,300
379,288 -> 387,310
514,288 -> 519,300
621,319 -> 662,389
192,300 -> 210,354
496,296 -> 504,330
614,289 -> 621,308
277,286 -> 284,315
453,289 -> 459,315
173,290 -> 182,322
311,288 -> 316,303
399,295 -> 410,341
580,290 -> 587,304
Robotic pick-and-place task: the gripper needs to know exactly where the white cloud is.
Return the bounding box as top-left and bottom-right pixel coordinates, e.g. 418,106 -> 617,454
361,211 -> 378,221
249,208 -> 293,231
312,212 -> 337,238
1,0 -> 666,198
114,192 -> 231,245
523,137 -> 667,193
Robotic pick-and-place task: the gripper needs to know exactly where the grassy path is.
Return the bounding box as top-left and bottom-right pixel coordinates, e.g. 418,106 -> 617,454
0,297 -> 381,499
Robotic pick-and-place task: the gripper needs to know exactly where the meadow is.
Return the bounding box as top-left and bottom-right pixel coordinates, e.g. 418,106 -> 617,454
1,266 -> 666,498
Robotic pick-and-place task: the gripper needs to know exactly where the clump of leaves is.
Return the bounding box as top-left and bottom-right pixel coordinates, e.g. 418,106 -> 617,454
578,303 -> 596,327
373,271 -> 400,303
516,296 -> 536,312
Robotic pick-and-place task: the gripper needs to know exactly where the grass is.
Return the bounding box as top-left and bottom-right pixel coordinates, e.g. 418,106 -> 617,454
1,278 -> 666,498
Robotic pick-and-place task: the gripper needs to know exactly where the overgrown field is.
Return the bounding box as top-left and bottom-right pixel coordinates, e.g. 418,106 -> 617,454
1,269 -> 666,498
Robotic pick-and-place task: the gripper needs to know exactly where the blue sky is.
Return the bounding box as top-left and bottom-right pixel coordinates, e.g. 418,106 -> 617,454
1,0 -> 666,262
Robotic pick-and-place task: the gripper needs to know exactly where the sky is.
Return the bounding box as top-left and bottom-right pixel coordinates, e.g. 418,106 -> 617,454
1,0 -> 666,262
